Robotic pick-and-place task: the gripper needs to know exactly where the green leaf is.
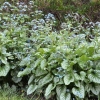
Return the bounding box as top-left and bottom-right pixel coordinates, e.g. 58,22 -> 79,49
79,55 -> 89,63
65,93 -> 71,100
92,54 -> 100,60
19,56 -> 30,66
27,84 -> 37,95
1,56 -> 7,64
40,59 -> 47,70
90,84 -> 100,95
17,68 -> 31,77
56,85 -> 64,97
74,73 -> 81,80
12,76 -> 22,83
0,64 -> 10,76
80,71 -> 86,81
45,83 -> 54,98
38,74 -> 53,88
60,92 -> 66,100
35,67 -> 48,76
60,86 -> 66,100
72,85 -> 85,98
87,47 -> 94,56
75,45 -> 87,56
61,60 -> 69,69
56,85 -> 66,100
54,77 -> 59,83
34,58 -> 41,68
88,70 -> 100,83
28,75 -> 34,85
64,74 -> 74,85
78,55 -> 89,68
74,71 -> 86,81
75,81 -> 81,87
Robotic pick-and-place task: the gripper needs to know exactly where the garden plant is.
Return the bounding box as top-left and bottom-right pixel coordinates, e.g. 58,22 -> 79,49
0,1 -> 100,100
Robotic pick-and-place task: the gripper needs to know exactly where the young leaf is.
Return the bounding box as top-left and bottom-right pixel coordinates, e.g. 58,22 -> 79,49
87,47 -> 94,56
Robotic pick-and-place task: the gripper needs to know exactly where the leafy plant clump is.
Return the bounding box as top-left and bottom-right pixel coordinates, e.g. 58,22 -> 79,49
0,1 -> 100,100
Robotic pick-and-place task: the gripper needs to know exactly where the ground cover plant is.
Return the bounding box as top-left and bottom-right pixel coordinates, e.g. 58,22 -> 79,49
0,84 -> 27,100
0,1 -> 100,100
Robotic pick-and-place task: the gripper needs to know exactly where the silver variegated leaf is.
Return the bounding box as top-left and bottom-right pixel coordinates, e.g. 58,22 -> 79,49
72,85 -> 85,98
17,68 -> 31,77
64,74 -> 74,85
27,84 -> 37,95
38,74 -> 53,88
45,83 -> 54,98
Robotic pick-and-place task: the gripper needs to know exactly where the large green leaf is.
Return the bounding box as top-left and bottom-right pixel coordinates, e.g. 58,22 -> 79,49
60,92 -> 66,100
88,70 -> 100,83
74,73 -> 81,80
40,59 -> 47,70
64,74 -> 74,85
0,64 -> 10,76
0,56 -> 7,64
61,60 -> 69,69
87,46 -> 94,56
90,84 -> 100,95
12,76 -> 22,83
34,58 -> 41,68
74,71 -> 86,81
45,83 -> 54,98
72,85 -> 85,98
80,71 -> 86,81
78,55 -> 89,68
27,84 -> 38,95
56,85 -> 65,97
92,54 -> 100,60
17,68 -> 31,77
19,56 -> 30,66
60,91 -> 71,100
38,73 -> 53,88
56,85 -> 66,100
75,45 -> 87,56
35,67 -> 48,76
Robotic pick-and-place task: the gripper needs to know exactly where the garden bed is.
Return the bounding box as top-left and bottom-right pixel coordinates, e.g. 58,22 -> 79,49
0,1 -> 100,100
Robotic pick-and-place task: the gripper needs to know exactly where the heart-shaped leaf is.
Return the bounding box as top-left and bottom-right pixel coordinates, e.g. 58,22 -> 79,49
72,85 -> 85,98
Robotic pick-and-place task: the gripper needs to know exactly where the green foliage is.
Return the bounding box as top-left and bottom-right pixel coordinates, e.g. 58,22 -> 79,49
0,84 -> 27,100
0,1 -> 100,100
